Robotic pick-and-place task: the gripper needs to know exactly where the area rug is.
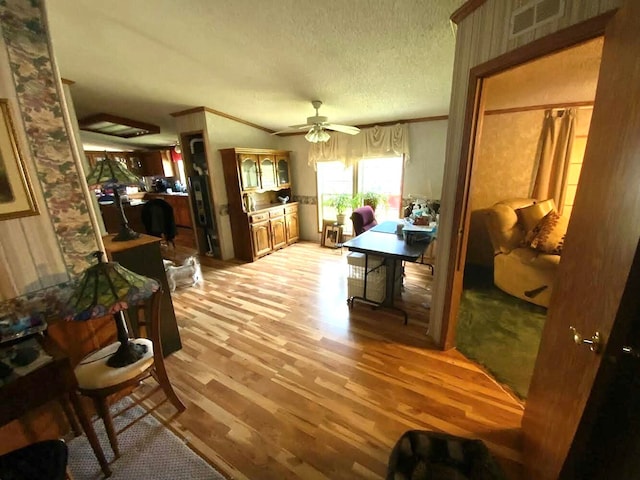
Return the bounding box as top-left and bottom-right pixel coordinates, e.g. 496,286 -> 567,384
67,398 -> 225,480
456,267 -> 547,400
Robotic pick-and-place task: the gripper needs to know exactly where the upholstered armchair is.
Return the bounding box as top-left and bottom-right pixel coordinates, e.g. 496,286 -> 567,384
350,205 -> 378,236
484,198 -> 567,308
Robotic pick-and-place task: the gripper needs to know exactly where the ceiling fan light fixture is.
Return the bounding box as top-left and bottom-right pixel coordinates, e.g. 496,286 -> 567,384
305,126 -> 330,143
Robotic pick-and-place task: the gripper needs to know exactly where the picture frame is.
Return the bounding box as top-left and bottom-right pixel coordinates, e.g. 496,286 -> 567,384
320,219 -> 336,246
323,224 -> 343,248
0,99 -> 38,220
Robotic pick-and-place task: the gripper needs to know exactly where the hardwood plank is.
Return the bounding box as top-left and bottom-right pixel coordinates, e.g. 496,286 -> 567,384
152,242 -> 523,479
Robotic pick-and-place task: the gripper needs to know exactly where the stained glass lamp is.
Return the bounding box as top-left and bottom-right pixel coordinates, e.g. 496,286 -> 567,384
86,153 -> 143,241
67,251 -> 159,367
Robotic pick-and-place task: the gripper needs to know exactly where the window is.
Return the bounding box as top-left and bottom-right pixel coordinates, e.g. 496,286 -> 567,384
317,161 -> 353,231
316,156 -> 404,234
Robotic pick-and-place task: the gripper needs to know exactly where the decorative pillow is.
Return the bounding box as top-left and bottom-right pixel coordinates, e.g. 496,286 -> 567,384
529,211 -> 568,255
516,199 -> 556,234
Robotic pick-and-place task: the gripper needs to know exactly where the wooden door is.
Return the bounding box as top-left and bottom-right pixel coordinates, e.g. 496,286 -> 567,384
522,4 -> 640,478
250,221 -> 271,258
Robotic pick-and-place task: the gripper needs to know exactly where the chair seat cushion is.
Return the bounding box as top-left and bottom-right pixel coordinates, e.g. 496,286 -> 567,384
75,338 -> 154,390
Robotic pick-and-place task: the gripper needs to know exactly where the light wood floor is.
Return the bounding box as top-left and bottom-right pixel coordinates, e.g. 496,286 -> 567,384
152,241 -> 524,479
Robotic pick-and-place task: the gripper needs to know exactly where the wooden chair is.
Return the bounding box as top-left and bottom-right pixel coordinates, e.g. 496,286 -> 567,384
73,289 -> 185,458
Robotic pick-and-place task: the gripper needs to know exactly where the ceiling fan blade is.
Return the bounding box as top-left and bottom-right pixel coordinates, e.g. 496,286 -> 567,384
324,124 -> 361,135
271,124 -> 312,135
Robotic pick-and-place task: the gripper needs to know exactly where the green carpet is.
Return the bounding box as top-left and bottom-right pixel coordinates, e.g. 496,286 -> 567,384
456,266 -> 547,399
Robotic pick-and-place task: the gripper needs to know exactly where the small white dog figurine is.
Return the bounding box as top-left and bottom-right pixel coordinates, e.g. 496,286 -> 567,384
165,256 -> 202,292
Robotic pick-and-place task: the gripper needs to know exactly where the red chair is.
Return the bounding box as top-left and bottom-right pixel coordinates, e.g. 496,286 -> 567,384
350,205 -> 378,236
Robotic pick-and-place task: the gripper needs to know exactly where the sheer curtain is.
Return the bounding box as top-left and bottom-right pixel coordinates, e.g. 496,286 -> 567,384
308,123 -> 410,169
531,108 -> 577,213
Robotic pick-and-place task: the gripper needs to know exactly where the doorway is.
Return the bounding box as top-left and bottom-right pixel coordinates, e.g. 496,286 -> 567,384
453,38 -> 603,400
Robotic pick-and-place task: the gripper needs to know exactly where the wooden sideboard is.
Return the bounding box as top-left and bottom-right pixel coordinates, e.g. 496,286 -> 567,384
220,147 -> 297,261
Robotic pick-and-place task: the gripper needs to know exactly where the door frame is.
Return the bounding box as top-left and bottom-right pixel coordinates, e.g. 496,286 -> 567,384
438,10 -> 617,350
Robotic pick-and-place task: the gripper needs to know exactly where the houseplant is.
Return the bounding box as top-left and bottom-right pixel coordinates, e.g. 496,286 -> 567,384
361,191 -> 388,211
324,193 -> 359,225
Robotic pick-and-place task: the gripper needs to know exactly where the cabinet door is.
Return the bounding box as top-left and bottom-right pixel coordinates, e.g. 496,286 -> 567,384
259,155 -> 277,190
285,212 -> 299,244
127,154 -> 144,176
237,154 -> 260,191
141,151 -> 164,176
271,216 -> 287,250
173,196 -> 192,227
251,221 -> 272,257
276,154 -> 291,188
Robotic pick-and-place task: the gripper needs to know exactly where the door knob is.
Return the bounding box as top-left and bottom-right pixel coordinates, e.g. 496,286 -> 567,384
569,326 -> 602,353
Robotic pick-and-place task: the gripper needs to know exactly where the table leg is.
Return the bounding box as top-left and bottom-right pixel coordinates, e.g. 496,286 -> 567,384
68,391 -> 111,477
59,397 -> 82,437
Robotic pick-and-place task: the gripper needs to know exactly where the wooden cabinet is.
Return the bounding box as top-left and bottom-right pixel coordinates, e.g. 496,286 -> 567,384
250,220 -> 272,257
238,153 -> 260,191
285,205 -> 299,244
220,147 -> 297,261
276,153 -> 291,188
140,150 -> 173,177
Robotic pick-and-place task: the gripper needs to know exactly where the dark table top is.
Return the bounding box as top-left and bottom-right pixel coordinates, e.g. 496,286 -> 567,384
343,226 -> 429,261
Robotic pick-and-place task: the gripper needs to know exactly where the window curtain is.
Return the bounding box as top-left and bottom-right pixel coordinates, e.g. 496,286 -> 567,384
308,123 -> 410,170
531,108 -> 576,214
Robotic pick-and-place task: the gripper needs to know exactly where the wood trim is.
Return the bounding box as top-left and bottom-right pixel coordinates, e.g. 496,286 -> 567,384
440,73 -> 483,351
485,101 -> 594,116
438,10 -> 617,350
277,115 -> 449,137
171,106 -> 274,134
450,0 -> 487,25
61,77 -> 75,85
173,107 -> 448,138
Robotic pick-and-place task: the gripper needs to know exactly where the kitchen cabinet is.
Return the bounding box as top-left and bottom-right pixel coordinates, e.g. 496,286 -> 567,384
140,150 -> 173,177
84,151 -> 144,176
220,147 -> 297,261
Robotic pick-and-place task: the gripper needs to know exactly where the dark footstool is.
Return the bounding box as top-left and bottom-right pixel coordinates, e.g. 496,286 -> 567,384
387,430 -> 507,480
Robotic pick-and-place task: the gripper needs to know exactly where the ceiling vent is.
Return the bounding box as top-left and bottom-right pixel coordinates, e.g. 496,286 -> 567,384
79,113 -> 160,138
510,0 -> 565,38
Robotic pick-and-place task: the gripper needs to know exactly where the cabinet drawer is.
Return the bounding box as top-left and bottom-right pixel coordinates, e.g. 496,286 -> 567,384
285,204 -> 298,214
250,212 -> 269,222
269,208 -> 285,218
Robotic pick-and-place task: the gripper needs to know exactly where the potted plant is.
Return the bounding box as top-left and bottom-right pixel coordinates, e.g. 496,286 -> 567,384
324,193 -> 358,225
361,191 -> 388,211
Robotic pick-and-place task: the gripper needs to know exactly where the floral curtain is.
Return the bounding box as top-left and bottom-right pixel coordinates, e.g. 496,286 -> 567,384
308,123 -> 410,170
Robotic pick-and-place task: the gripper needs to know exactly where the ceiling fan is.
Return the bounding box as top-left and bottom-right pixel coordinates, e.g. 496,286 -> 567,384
273,100 -> 360,143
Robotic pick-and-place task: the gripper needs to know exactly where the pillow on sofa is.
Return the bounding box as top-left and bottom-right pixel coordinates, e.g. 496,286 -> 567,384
529,211 -> 568,255
516,199 -> 556,234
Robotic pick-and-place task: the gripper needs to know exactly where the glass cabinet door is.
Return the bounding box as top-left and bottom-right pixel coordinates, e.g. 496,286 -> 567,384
259,155 -> 277,189
276,155 -> 290,187
238,154 -> 260,190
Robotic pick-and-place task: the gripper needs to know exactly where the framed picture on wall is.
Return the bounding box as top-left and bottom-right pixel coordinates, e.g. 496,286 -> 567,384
0,99 -> 38,221
323,224 -> 343,248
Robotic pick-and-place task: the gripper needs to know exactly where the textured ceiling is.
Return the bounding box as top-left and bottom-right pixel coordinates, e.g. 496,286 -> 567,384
46,0 -> 462,148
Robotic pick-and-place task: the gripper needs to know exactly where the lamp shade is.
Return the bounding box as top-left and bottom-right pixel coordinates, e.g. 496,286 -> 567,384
86,155 -> 143,189
305,126 -> 331,143
66,252 -> 159,321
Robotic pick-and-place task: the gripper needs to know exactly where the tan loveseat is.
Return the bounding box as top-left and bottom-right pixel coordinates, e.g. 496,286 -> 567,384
484,198 -> 561,308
